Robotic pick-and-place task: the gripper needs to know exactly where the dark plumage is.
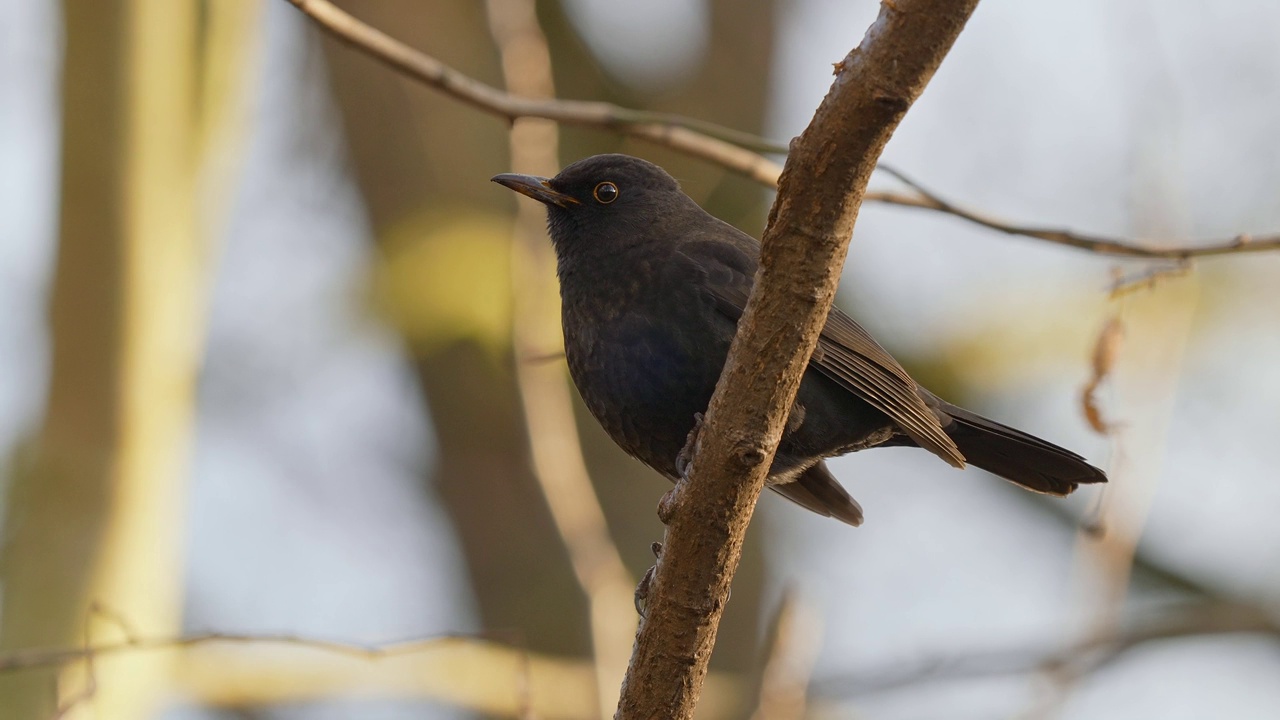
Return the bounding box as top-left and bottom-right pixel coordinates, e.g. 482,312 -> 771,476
493,154 -> 1106,526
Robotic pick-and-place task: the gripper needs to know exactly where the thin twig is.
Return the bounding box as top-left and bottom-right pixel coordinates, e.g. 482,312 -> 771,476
0,631 -> 476,674
873,166 -> 1280,258
811,601 -> 1280,699
283,0 -> 782,186
284,0 -> 1280,261
1108,261 -> 1193,297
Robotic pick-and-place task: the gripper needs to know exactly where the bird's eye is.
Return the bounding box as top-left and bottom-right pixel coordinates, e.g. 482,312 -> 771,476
593,181 -> 619,204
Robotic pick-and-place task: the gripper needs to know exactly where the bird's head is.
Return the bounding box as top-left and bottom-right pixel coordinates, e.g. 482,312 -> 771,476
492,154 -> 692,254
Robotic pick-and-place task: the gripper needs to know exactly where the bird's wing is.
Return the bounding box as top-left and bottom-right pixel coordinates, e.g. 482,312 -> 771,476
811,306 -> 964,467
678,232 -> 965,468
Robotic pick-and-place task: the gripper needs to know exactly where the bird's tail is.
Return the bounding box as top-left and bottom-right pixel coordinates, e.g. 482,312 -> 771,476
771,462 -> 864,527
930,398 -> 1107,496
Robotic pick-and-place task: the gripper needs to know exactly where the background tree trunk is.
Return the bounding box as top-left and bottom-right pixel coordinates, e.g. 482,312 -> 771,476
318,0 -> 777,682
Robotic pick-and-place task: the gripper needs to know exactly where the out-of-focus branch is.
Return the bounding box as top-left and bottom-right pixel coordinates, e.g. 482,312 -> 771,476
283,0 -> 1280,261
0,631 -> 744,719
1108,261 -> 1192,297
0,631 -> 459,674
810,601 -> 1280,699
1019,490 -> 1258,602
614,3 -> 980,718
1077,273 -> 1198,638
483,0 -> 637,718
750,592 -> 822,720
0,0 -> 239,716
282,0 -> 781,186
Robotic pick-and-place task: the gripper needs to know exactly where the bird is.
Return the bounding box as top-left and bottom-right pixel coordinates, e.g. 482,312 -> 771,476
492,153 -> 1106,527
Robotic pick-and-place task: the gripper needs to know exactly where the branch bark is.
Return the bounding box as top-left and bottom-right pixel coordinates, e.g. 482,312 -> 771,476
613,2 -> 981,718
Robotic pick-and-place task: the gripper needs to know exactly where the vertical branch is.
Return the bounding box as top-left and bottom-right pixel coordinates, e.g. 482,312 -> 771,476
485,0 -> 637,717
615,2 -> 981,718
83,0 -> 261,716
0,1 -> 129,716
1070,279 -> 1198,626
749,591 -> 822,720
0,0 -> 257,716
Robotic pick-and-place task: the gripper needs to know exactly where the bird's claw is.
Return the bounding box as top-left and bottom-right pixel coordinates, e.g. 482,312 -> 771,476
674,412 -> 705,479
661,413 -> 706,523
661,414 -> 705,523
634,565 -> 656,617
634,544 -> 662,617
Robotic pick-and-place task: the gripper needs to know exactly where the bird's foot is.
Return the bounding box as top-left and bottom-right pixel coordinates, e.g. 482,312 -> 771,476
633,542 -> 663,617
634,566 -> 655,617
661,413 -> 706,524
674,412 -> 706,478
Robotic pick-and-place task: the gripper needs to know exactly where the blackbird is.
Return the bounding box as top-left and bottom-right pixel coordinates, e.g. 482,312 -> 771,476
493,154 -> 1106,526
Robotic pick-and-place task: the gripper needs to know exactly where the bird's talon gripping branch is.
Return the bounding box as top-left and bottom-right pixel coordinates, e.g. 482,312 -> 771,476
660,413 -> 706,523
634,564 -> 657,617
675,412 -> 706,479
634,543 -> 666,617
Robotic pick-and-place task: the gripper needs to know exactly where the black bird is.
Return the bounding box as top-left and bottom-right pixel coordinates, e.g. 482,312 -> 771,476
493,154 -> 1106,526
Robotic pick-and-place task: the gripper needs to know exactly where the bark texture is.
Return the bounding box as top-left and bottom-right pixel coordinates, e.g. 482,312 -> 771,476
614,2 -> 983,718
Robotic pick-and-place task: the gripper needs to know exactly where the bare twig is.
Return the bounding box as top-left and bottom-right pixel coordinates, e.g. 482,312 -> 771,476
283,0 -> 782,186
51,604 -> 113,720
1022,489 -> 1265,610
1108,261 -> 1193,297
2,629 -> 746,719
284,0 -> 1280,261
484,0 -> 637,717
52,668 -> 96,720
0,631 -> 475,674
614,3 -> 981,718
811,601 -> 1280,699
873,166 -> 1280,258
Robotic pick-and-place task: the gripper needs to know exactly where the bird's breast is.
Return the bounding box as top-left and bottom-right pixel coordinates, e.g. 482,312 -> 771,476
560,284 -> 731,477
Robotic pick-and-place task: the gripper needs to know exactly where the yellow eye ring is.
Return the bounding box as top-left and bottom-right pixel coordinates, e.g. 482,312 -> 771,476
593,181 -> 619,204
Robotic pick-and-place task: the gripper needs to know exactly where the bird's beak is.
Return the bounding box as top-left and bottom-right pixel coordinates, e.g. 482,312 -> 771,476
491,173 -> 580,209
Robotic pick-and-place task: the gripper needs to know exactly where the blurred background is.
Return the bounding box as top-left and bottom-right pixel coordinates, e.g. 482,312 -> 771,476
2,0 -> 1278,718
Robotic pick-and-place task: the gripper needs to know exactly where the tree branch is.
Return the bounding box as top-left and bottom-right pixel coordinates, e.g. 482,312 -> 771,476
0,631 -> 460,674
0,630 -> 746,719
288,0 -> 1280,260
284,0 -> 1280,262
874,166 -> 1280,259
810,601 -> 1280,699
282,0 -> 782,185
749,591 -> 822,720
613,2 -> 981,718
